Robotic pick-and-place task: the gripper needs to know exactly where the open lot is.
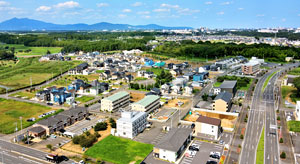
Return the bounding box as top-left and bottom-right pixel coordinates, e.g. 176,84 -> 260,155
85,135 -> 153,164
0,57 -> 81,91
75,95 -> 95,104
0,98 -> 55,134
130,91 -> 145,102
0,44 -> 62,57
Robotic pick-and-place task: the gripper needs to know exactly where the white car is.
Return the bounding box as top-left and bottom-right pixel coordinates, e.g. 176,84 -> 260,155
191,144 -> 200,150
185,150 -> 196,157
210,151 -> 221,156
78,160 -> 85,164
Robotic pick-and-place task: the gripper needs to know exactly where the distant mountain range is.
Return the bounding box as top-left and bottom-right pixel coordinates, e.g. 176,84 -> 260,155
0,18 -> 193,31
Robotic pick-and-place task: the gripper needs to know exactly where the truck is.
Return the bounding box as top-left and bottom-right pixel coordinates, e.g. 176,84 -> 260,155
45,154 -> 60,163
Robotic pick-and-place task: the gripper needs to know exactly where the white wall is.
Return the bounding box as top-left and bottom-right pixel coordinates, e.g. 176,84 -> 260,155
201,123 -> 219,140
159,149 -> 177,163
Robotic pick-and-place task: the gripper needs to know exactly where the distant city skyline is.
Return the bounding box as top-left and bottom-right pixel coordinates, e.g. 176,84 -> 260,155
0,0 -> 299,28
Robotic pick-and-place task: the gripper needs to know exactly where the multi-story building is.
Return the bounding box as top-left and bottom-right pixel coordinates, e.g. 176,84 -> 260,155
116,111 -> 147,139
131,95 -> 160,113
213,91 -> 233,112
242,61 -> 260,75
194,115 -> 222,140
101,91 -> 130,112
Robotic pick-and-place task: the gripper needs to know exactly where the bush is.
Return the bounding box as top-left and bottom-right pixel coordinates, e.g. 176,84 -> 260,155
95,132 -> 101,138
279,138 -> 283,143
240,134 -> 244,140
109,118 -> 116,128
280,152 -> 286,159
72,135 -> 83,144
46,144 -> 53,151
94,122 -> 108,131
277,116 -> 281,121
244,118 -> 247,123
238,144 -> 241,148
85,131 -> 91,136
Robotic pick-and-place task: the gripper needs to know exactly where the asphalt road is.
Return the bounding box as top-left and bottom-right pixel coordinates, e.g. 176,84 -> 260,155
0,139 -> 73,164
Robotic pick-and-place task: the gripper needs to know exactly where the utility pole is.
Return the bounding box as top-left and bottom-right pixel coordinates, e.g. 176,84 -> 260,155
15,122 -> 18,142
20,117 -> 22,135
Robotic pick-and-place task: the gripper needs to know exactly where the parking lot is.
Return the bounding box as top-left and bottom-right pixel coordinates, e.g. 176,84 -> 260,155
64,115 -> 105,135
180,140 -> 224,164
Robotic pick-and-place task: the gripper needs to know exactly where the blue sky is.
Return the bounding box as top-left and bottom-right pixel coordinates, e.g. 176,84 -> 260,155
0,0 -> 299,28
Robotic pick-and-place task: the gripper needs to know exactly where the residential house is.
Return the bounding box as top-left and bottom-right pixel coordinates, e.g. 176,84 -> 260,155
220,80 -> 237,95
99,70 -> 111,80
161,83 -> 171,94
213,91 -> 233,112
185,86 -> 193,95
194,115 -> 222,140
153,128 -> 193,163
282,75 -> 299,86
28,126 -> 46,138
116,111 -> 147,139
68,63 -> 89,75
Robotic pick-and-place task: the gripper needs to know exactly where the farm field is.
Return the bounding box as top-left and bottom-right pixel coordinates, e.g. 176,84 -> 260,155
85,135 -> 153,164
0,98 -> 57,134
0,57 -> 81,91
0,44 -> 62,57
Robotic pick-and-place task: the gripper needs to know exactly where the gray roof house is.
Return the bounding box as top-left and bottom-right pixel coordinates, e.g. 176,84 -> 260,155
220,80 -> 237,95
153,128 -> 193,163
214,91 -> 233,103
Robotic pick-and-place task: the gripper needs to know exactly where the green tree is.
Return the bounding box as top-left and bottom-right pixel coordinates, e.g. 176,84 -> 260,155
294,77 -> 300,96
46,144 -> 53,151
94,122 -> 108,131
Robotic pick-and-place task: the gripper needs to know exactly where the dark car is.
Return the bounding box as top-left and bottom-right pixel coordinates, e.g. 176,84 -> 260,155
206,160 -> 217,164
85,117 -> 91,121
188,146 -> 199,151
209,154 -> 220,159
47,102 -> 53,106
59,155 -> 69,161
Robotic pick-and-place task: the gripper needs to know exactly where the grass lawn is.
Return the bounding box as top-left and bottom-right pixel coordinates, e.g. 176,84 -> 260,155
263,71 -> 278,92
256,128 -> 264,164
0,44 -> 62,56
75,96 -> 95,103
85,135 -> 153,164
281,86 -> 296,99
134,77 -> 148,81
9,91 -> 36,99
0,57 -> 81,91
239,79 -> 253,91
145,67 -> 169,76
214,81 -> 222,87
0,98 -> 61,134
288,67 -> 300,75
288,121 -> 300,132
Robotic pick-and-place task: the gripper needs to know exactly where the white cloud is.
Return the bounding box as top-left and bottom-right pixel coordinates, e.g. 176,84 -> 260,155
205,1 -> 213,5
118,14 -> 127,18
122,9 -> 131,13
132,2 -> 142,7
142,15 -> 151,19
0,1 -> 9,6
256,14 -> 265,17
36,6 -> 51,12
137,11 -> 150,15
221,1 -> 232,5
160,3 -> 179,9
238,8 -> 244,10
97,3 -> 109,7
54,1 -> 79,9
153,8 -> 170,12
177,8 -> 200,15
217,11 -> 224,15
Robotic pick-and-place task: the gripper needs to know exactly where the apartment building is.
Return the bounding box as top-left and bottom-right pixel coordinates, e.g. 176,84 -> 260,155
101,91 -> 130,112
131,95 -> 160,113
116,111 -> 147,139
213,91 -> 233,112
242,61 -> 260,75
194,115 -> 222,140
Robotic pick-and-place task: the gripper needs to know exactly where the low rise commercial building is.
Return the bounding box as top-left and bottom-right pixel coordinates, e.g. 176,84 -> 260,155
131,95 -> 160,113
101,91 -> 130,112
153,128 -> 193,163
116,111 -> 147,139
242,61 -> 260,75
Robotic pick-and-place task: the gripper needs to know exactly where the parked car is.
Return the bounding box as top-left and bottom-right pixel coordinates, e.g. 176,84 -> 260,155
191,144 -> 200,150
206,160 -> 217,164
47,102 -> 53,106
185,150 -> 196,157
59,155 -> 69,161
209,152 -> 220,159
219,140 -> 224,145
79,160 -> 85,164
82,128 -> 88,132
85,117 -> 91,121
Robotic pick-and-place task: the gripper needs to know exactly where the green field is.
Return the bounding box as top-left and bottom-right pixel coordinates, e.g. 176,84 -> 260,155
134,77 -> 148,81
0,44 -> 62,56
85,135 -> 153,164
256,128 -> 264,164
214,82 -> 222,87
9,91 -> 36,99
145,67 -> 169,76
263,71 -> 278,92
288,121 -> 300,132
0,57 -> 81,91
0,98 -> 61,134
288,67 -> 300,75
281,86 -> 295,99
75,96 -> 95,103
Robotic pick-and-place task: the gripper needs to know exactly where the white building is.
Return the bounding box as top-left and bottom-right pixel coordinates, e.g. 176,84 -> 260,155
123,49 -> 143,55
249,57 -> 264,65
194,115 -> 222,140
101,91 -> 130,112
116,111 -> 147,139
296,101 -> 300,121
213,87 -> 221,95
131,95 -> 160,113
184,86 -> 193,95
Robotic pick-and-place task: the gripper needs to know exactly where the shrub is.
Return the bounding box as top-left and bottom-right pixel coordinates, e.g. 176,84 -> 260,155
277,116 -> 281,121
279,138 -> 283,143
240,134 -> 244,140
85,131 -> 91,136
280,152 -> 286,159
109,118 -> 116,128
238,144 -> 242,148
95,132 -> 101,138
94,122 -> 108,131
46,144 -> 53,151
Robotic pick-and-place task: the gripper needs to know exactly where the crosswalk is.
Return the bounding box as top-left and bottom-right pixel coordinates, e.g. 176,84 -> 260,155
178,125 -> 191,128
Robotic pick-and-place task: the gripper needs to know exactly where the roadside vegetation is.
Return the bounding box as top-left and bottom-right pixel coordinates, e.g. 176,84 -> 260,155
287,121 -> 300,132
85,135 -> 153,164
256,128 -> 264,164
216,75 -> 252,90
262,71 -> 278,91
